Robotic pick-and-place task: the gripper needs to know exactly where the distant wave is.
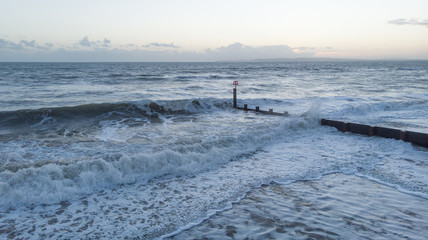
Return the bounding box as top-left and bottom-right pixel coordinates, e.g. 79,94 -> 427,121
0,98 -> 232,135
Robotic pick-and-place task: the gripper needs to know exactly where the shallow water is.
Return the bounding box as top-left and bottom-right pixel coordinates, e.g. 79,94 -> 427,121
171,173 -> 428,240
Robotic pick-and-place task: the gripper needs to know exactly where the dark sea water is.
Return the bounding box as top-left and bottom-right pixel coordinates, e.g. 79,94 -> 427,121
0,61 -> 427,239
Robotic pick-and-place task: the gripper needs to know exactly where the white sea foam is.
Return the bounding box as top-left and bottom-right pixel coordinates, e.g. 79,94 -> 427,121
0,109 -> 320,207
2,120 -> 426,239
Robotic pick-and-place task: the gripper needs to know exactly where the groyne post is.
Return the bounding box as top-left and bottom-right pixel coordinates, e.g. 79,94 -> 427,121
233,81 -> 238,108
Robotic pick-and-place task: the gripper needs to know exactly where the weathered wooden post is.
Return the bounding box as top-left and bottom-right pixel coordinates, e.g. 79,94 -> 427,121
233,81 -> 238,108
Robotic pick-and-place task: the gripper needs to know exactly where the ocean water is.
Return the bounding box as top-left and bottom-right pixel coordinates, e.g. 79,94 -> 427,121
0,61 -> 427,239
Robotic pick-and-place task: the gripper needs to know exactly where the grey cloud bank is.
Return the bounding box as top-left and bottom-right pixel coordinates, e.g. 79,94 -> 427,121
389,18 -> 428,27
0,38 -> 313,62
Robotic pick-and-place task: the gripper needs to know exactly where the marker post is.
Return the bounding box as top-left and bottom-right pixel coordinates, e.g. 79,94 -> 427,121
233,81 -> 238,108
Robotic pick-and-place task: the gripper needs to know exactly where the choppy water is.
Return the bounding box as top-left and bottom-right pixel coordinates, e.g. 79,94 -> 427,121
0,61 -> 427,239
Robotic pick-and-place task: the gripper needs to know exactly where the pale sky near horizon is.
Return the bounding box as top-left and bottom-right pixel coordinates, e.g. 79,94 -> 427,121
1,0 -> 428,61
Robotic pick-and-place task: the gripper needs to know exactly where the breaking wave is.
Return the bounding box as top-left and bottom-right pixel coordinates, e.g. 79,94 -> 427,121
0,115 -> 318,208
0,96 -> 321,208
0,98 -> 230,133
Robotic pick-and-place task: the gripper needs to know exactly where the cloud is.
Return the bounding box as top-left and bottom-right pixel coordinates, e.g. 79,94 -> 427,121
0,39 -> 21,49
79,36 -> 111,48
1,38 -> 314,62
0,38 -> 51,50
142,42 -> 179,49
102,38 -> 111,47
79,36 -> 91,47
19,40 -> 37,48
388,18 -> 428,27
204,42 -> 313,61
20,40 -> 51,50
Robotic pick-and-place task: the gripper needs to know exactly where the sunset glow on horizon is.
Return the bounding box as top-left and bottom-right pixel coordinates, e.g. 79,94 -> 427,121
1,0 -> 427,61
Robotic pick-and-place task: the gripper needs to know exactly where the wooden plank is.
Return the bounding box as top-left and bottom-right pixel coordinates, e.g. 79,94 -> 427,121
347,122 -> 374,136
320,119 -> 348,132
374,126 -> 403,140
320,118 -> 428,148
407,131 -> 428,148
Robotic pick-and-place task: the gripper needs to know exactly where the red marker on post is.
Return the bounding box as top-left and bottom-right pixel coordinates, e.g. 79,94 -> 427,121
233,81 -> 238,108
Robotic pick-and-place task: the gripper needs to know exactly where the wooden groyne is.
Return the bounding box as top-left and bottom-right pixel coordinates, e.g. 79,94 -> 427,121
321,119 -> 428,148
237,104 -> 288,116
231,81 -> 427,148
233,81 -> 288,116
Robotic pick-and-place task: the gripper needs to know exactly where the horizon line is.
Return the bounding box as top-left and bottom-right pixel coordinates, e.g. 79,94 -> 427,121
1,57 -> 428,63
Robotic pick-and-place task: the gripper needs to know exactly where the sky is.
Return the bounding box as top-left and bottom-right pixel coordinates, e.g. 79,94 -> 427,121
0,0 -> 427,61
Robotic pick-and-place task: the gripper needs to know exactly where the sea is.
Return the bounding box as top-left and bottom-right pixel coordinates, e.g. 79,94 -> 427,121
0,61 -> 427,239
